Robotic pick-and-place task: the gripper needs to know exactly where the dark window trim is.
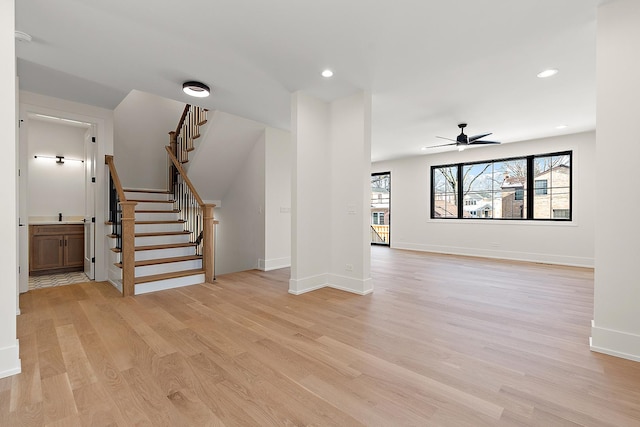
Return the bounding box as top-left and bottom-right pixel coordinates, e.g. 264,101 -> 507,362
371,171 -> 391,246
430,150 -> 572,221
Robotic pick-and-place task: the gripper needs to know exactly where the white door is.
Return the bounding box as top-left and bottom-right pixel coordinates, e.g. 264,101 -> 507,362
84,128 -> 96,279
17,77 -> 29,296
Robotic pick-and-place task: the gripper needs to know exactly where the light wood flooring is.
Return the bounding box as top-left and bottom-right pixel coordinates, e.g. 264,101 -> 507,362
2,247 -> 640,426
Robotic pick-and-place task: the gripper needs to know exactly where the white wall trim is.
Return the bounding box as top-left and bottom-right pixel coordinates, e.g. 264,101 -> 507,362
108,279 -> 122,293
259,257 -> 291,271
591,323 -> 640,363
327,274 -> 373,296
0,340 -> 21,379
394,242 -> 594,268
289,273 -> 328,295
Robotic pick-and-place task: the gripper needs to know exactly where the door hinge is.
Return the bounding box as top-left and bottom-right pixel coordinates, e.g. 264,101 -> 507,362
18,266 -> 20,274
91,137 -> 96,143
91,257 -> 95,263
91,177 -> 96,183
91,217 -> 95,223
18,169 -> 20,177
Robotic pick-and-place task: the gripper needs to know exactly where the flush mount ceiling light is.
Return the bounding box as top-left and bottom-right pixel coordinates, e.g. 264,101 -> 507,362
182,81 -> 210,98
321,69 -> 334,78
14,30 -> 32,43
537,69 -> 559,78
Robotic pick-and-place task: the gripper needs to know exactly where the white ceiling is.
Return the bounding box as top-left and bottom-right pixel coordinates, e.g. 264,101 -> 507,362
15,0 -> 600,162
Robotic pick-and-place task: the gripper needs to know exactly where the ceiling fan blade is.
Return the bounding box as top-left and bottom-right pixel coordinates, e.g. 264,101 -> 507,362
469,140 -> 500,145
436,136 -> 457,142
428,142 -> 458,148
468,132 -> 492,142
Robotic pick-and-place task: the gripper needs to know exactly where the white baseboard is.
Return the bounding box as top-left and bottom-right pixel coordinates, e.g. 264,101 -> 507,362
289,274 -> 328,295
590,323 -> 640,362
258,257 -> 291,271
393,242 -> 594,268
327,274 -> 373,295
108,279 -> 122,293
289,273 -> 373,296
0,340 -> 21,379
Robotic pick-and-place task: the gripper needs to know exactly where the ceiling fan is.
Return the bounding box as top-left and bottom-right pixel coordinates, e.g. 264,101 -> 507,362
430,123 -> 500,150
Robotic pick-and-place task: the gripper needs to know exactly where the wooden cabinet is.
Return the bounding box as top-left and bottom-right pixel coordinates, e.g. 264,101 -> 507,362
30,224 -> 84,274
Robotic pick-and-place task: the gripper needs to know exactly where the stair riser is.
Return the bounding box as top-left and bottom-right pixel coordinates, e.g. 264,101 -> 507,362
135,212 -> 180,222
125,191 -> 171,201
135,247 -> 196,261
134,223 -> 185,234
132,202 -> 176,211
134,259 -> 202,277
135,274 -> 205,295
134,235 -> 191,246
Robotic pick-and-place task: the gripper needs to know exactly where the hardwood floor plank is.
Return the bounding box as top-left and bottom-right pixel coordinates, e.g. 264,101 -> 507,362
7,247 -> 640,426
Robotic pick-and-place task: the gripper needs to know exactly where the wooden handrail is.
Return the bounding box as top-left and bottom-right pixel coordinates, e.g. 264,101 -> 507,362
105,155 -> 127,202
175,104 -> 190,134
165,146 -> 205,207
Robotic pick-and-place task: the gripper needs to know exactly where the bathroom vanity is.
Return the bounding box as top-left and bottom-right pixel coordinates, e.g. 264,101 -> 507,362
29,222 -> 84,275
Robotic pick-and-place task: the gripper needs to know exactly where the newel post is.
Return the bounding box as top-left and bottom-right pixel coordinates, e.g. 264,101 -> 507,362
203,204 -> 218,283
120,201 -> 138,297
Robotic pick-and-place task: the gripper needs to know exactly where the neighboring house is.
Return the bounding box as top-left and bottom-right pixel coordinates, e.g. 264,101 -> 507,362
501,175 -> 526,219
501,165 -> 571,219
532,165 -> 571,219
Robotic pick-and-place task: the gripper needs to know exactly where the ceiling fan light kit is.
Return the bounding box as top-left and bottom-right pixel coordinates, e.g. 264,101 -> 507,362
429,123 -> 501,150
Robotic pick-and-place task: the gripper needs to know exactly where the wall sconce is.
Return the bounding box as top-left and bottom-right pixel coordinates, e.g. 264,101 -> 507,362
34,155 -> 84,164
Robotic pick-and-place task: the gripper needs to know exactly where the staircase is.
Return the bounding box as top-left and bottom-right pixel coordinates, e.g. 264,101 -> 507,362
106,104 -> 216,296
107,188 -> 205,294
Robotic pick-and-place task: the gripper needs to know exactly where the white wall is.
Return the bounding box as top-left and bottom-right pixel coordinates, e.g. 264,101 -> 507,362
263,127 -> 292,271
28,120 -> 85,217
0,0 -> 20,379
373,131 -> 596,267
215,134 -> 265,275
591,0 -> 640,362
114,90 -> 184,189
20,91 -> 115,283
290,92 -> 331,290
290,91 -> 372,295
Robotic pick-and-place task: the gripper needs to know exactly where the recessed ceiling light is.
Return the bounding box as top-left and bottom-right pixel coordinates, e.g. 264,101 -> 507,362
555,124 -> 568,129
321,69 -> 334,78
537,69 -> 558,78
182,81 -> 210,98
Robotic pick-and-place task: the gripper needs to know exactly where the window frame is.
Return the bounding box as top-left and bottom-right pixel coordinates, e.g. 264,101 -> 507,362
430,150 -> 572,221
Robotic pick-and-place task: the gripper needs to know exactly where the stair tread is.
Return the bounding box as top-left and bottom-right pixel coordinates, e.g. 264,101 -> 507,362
105,220 -> 185,225
135,209 -> 180,213
123,188 -> 171,194
108,231 -> 190,239
127,199 -> 175,203
135,220 -> 186,224
135,269 -> 205,285
110,242 -> 197,253
115,255 -> 202,268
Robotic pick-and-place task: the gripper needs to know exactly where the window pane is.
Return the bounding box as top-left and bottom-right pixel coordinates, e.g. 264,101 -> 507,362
533,154 -> 571,220
499,159 -> 527,219
433,166 -> 458,218
462,163 -> 495,218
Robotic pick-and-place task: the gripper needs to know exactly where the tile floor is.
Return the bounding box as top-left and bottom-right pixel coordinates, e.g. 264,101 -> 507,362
28,271 -> 91,290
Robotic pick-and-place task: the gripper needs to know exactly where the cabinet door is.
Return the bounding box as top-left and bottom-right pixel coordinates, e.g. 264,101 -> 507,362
31,235 -> 64,271
64,234 -> 85,267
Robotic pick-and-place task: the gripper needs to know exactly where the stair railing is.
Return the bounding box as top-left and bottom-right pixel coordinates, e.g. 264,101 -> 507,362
168,104 -> 208,168
165,146 -> 217,282
105,155 -> 137,297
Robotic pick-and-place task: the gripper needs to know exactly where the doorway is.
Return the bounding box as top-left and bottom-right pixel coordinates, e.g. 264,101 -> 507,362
19,113 -> 96,291
371,172 -> 390,246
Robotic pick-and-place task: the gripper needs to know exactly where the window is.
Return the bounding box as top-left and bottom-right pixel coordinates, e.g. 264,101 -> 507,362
535,179 -> 548,195
372,212 -> 385,225
432,166 -> 458,218
430,151 -> 571,221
